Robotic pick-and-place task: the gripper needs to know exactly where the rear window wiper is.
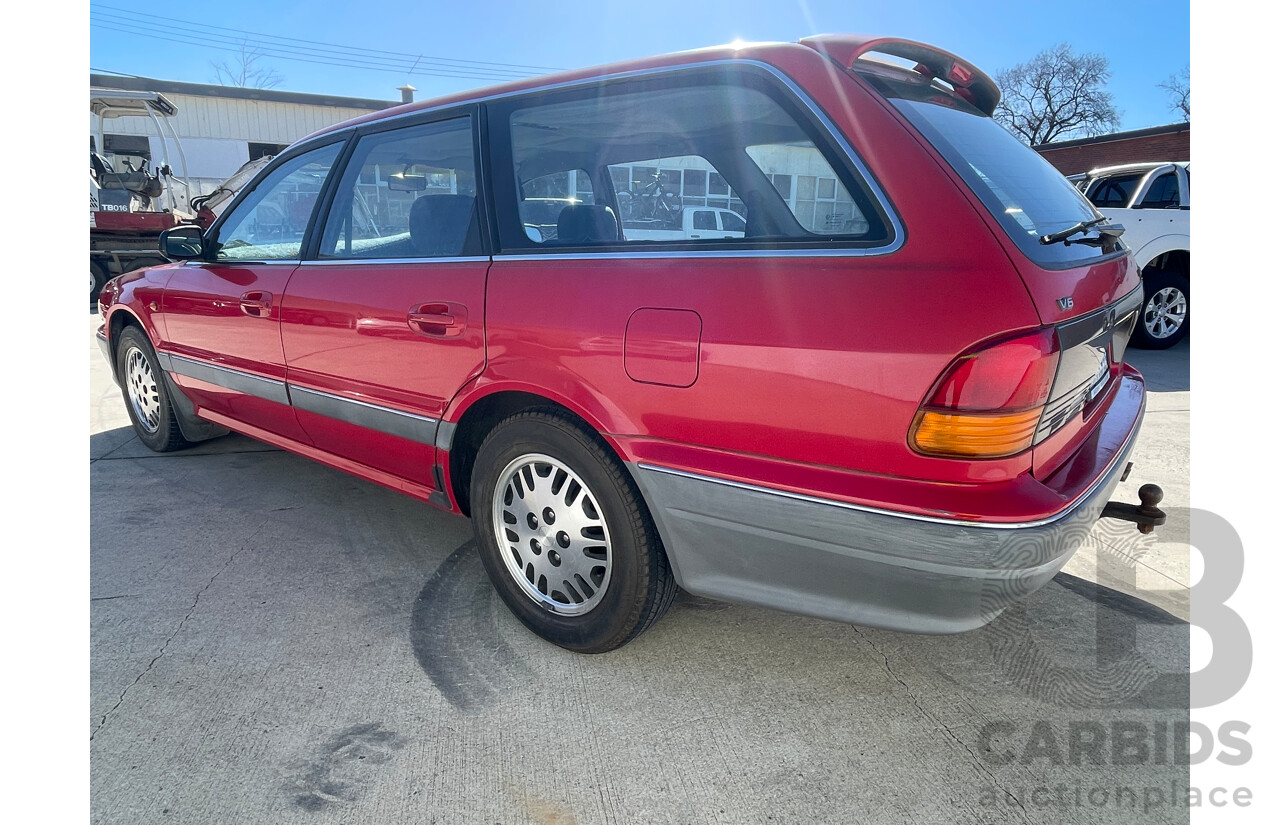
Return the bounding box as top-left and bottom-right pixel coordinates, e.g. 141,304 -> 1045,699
1039,217 -> 1126,247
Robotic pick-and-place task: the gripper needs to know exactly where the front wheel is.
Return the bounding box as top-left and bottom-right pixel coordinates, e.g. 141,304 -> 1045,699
1132,270 -> 1189,349
470,410 -> 676,652
115,326 -> 192,452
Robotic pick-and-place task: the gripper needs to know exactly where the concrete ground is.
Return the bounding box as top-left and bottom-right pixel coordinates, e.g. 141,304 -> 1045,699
90,313 -> 1191,825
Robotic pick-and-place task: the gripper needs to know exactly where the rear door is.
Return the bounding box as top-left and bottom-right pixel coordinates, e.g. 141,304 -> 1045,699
160,142 -> 344,443
279,112 -> 488,489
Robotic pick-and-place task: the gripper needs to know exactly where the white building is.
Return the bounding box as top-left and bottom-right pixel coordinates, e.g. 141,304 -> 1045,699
89,73 -> 396,207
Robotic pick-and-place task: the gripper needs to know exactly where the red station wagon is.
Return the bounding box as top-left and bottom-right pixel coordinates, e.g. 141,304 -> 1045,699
97,35 -> 1163,652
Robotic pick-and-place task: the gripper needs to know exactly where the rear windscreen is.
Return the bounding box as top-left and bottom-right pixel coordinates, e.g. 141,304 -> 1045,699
863,73 -> 1123,268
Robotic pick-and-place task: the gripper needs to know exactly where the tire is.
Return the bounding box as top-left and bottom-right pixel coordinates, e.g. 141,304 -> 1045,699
115,326 -> 192,452
90,261 -> 109,300
1132,270 -> 1189,350
470,409 -> 677,653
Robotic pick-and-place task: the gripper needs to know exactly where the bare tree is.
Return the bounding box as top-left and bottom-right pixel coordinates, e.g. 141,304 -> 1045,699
993,44 -> 1122,145
211,42 -> 284,89
1160,67 -> 1190,121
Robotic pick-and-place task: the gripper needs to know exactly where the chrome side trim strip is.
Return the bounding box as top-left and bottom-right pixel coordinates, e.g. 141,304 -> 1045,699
300,256 -> 491,266
183,260 -> 300,266
495,247 -> 890,262
160,352 -> 291,406
290,385 -> 439,446
636,406 -> 1142,532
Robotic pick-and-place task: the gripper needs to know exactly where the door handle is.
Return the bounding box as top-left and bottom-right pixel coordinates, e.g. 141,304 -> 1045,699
408,310 -> 456,327
239,290 -> 273,318
408,302 -> 467,338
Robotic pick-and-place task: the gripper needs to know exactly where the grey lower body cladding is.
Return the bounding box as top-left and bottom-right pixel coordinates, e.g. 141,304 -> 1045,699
628,409 -> 1142,634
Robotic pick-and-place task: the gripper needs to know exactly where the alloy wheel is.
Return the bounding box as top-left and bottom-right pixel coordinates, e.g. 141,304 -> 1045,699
490,453 -> 613,615
125,346 -> 162,434
1143,286 -> 1187,340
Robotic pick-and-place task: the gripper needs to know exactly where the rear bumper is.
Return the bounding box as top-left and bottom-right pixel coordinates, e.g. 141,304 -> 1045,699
629,371 -> 1147,633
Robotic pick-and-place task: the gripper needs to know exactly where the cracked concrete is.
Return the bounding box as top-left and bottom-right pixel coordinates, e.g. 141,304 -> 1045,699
92,541 -> 250,740
851,625 -> 1033,821
89,314 -> 1190,824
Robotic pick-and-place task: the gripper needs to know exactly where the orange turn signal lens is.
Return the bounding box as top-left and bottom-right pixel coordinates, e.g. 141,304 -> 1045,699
910,408 -> 1043,458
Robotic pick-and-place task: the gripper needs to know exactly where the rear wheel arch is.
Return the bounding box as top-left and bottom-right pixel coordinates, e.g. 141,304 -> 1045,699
446,389 -> 626,518
465,406 -> 678,651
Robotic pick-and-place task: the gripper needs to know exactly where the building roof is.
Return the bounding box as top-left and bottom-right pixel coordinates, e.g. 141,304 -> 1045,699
89,73 -> 396,112
1032,122 -> 1189,152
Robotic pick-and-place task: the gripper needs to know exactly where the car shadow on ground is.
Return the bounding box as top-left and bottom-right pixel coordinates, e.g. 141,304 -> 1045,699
1124,337 -> 1188,392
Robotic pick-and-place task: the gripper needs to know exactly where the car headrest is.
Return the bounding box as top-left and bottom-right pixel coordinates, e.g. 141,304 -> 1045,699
409,194 -> 477,257
556,204 -> 620,244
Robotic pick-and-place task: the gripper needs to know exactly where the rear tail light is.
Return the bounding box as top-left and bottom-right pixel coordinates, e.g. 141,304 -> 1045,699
910,329 -> 1060,459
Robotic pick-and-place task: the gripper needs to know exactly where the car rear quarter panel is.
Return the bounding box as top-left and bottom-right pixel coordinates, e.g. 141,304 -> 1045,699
484,251 -> 1036,483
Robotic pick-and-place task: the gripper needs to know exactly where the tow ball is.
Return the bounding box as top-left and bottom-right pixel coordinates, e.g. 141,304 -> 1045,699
1100,466 -> 1166,534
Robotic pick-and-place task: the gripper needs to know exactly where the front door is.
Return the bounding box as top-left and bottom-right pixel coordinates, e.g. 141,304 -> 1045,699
160,142 -> 345,443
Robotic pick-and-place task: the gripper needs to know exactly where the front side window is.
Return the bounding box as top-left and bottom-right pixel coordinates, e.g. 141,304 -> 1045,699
498,68 -> 892,250
213,142 -> 342,262
318,116 -> 479,259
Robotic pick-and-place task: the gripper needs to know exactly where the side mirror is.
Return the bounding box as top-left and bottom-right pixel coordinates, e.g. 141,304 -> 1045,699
159,224 -> 205,261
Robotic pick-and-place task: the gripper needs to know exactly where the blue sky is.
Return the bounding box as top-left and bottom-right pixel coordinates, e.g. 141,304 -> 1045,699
89,0 -> 1190,133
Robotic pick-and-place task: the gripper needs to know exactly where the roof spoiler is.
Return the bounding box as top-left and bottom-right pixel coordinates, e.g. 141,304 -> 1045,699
799,35 -> 1000,117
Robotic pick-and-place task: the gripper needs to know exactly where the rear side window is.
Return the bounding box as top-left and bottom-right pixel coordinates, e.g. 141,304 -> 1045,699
317,116 -> 480,259
492,67 -> 894,251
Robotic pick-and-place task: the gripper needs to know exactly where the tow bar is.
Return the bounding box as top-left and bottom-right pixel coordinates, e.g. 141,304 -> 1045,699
1100,464 -> 1166,534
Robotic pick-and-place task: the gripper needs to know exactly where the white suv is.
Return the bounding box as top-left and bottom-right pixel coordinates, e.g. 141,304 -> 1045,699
1076,162 -> 1190,349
